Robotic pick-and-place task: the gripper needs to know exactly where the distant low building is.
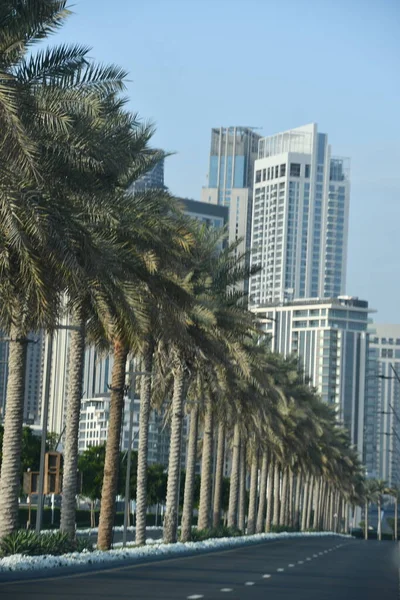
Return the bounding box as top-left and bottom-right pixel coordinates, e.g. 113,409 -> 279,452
78,394 -> 186,467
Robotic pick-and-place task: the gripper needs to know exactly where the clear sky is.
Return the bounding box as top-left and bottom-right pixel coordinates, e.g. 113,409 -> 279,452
53,0 -> 399,322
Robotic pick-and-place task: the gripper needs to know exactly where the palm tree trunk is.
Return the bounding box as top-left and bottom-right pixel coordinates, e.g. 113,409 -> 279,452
90,500 -> 95,529
181,403 -> 199,542
0,323 -> 28,538
279,467 -> 288,526
344,501 -> 349,534
321,481 -> 329,531
213,422 -> 225,528
227,424 -> 240,528
364,500 -> 369,540
163,361 -> 187,544
247,449 -> 259,535
265,456 -> 275,532
134,343 -> 154,546
378,496 -> 382,541
306,475 -> 314,530
301,475 -> 309,531
198,400 -> 214,530
272,461 -> 280,527
60,309 -> 86,537
294,472 -> 302,530
313,478 -> 321,531
288,468 -> 294,528
238,440 -> 247,532
256,451 -> 268,533
97,339 -> 129,550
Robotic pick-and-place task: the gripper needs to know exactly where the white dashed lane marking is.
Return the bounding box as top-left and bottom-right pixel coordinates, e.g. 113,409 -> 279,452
306,557 -> 312,561
262,574 -> 271,578
277,568 -> 285,572
187,596 -> 204,599
288,563 -> 295,567
220,589 -> 233,593
298,560 -> 304,564
313,554 -> 318,557
245,581 -> 255,586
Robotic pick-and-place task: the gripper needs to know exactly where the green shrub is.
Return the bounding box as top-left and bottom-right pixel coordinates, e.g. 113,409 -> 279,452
0,530 -> 94,557
187,525 -> 242,542
0,530 -> 40,557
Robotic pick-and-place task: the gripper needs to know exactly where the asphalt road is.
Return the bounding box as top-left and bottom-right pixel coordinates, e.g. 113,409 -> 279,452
0,536 -> 398,599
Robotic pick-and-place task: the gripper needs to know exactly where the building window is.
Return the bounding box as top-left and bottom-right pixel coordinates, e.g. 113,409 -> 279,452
305,164 -> 310,178
262,168 -> 266,181
275,166 -> 279,178
280,164 -> 286,177
290,163 -> 301,177
267,167 -> 270,180
255,170 -> 261,183
381,349 -> 387,358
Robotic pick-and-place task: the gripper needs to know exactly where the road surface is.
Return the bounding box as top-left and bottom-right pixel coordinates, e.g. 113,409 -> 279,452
0,536 -> 398,599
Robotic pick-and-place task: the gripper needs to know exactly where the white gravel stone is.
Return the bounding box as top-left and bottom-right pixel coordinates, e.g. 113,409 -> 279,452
0,532 -> 351,574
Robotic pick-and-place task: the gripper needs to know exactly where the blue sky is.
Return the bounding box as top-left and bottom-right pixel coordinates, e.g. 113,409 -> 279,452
54,0 -> 399,322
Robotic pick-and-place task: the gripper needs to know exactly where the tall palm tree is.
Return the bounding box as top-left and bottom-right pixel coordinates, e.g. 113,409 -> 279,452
374,479 -> 388,542
0,2 -> 129,539
256,450 -> 268,533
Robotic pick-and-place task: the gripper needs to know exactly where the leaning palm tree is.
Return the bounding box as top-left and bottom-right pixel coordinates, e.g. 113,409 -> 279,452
0,2 -> 130,539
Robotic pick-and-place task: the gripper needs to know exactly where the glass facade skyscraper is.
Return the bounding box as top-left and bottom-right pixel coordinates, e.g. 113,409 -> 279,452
131,156 -> 165,192
250,124 -> 350,306
201,127 -> 261,259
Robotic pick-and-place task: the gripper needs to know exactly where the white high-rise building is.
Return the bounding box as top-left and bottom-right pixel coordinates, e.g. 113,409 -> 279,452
0,331 -> 45,426
250,123 -> 350,306
365,325 -> 400,486
252,295 -> 372,458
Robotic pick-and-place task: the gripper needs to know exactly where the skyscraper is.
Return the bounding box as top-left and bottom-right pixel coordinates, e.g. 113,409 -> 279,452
249,123 -> 350,306
365,325 -> 400,486
130,156 -> 165,193
201,126 -> 261,257
252,295 -> 371,458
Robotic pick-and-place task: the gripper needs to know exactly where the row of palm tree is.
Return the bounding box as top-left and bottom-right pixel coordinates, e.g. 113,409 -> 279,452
0,1 -> 368,549
363,479 -> 398,541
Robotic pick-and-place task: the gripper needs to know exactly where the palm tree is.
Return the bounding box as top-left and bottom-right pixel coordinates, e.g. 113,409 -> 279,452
247,446 -> 259,535
374,479 -> 388,541
197,398 -> 215,531
212,421 -> 225,528
0,2 -> 129,539
256,450 -> 268,533
180,401 -> 200,542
